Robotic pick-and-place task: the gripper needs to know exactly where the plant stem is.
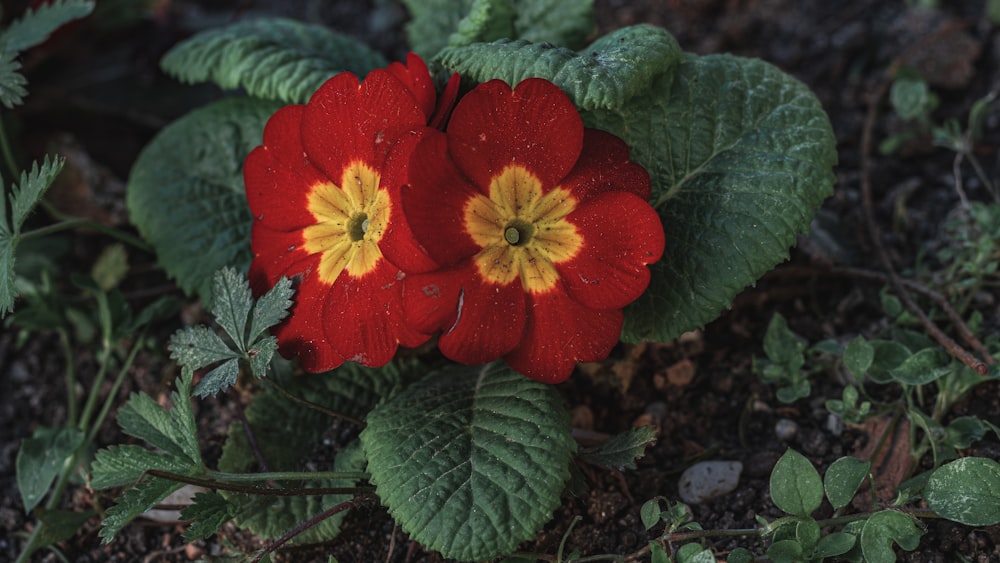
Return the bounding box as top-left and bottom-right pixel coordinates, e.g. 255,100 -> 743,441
84,331 -> 146,445
250,494 -> 375,563
76,291 -> 112,433
21,206 -> 153,253
146,469 -> 373,497
205,469 -> 369,483
0,112 -> 20,179
266,379 -> 365,427
58,328 -> 78,428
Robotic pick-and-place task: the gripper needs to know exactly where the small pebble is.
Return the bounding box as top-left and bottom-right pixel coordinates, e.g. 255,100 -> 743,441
775,418 -> 799,441
827,413 -> 845,437
677,460 -> 743,504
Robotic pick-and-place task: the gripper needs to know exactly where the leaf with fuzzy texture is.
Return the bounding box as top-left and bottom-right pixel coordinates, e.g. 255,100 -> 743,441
0,0 -> 95,53
447,0 -> 514,49
580,425 -> 657,470
437,25 -> 681,110
115,371 -> 201,466
180,492 -> 236,541
584,53 -> 836,343
126,97 -> 281,301
160,18 -> 387,104
91,445 -> 197,490
99,477 -> 184,543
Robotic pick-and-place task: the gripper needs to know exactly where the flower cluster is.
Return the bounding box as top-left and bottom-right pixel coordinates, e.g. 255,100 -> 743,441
245,54 -> 664,383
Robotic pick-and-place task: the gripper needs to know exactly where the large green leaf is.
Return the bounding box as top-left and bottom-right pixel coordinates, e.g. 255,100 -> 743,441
925,457 -> 1000,526
160,18 -> 387,104
0,0 -> 95,53
512,0 -> 591,49
769,449 -> 823,517
361,362 -> 576,561
126,97 -> 281,301
584,53 -> 836,343
437,24 -> 682,111
16,426 -> 84,512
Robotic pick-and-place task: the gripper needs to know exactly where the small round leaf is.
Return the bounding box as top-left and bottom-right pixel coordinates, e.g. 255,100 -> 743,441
770,449 -> 823,517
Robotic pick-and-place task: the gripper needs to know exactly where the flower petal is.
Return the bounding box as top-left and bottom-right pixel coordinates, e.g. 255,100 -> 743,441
560,128 -> 652,203
302,69 -> 426,182
324,261 -> 430,366
395,132 -> 483,269
447,78 -> 584,190
503,289 -> 624,383
249,224 -> 313,284
245,106 -> 325,232
558,191 -> 665,310
270,272 -> 347,373
385,52 -> 436,121
413,263 -> 527,365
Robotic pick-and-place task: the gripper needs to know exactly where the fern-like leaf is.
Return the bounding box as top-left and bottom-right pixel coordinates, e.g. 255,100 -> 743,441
0,49 -> 27,108
0,0 -> 95,53
160,18 -> 387,104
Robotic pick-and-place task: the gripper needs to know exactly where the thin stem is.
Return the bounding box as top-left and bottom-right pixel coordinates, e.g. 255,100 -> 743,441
146,469 -> 374,497
84,331 -> 146,445
964,149 -> 999,203
266,379 -> 364,427
250,494 -> 375,563
0,112 -> 20,179
557,516 -> 582,563
24,204 -> 153,253
58,328 -> 78,427
234,393 -> 271,474
76,291 -> 113,432
205,469 -> 369,483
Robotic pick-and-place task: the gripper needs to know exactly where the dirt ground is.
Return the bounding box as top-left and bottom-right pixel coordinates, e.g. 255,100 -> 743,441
2,0 -> 999,561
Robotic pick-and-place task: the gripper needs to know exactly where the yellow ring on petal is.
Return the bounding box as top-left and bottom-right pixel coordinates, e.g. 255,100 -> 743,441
303,161 -> 389,284
464,165 -> 582,293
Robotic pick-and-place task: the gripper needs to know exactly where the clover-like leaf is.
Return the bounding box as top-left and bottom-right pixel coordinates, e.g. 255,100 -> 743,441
361,362 -> 576,560
160,17 -> 387,104
859,510 -> 923,563
168,268 -> 293,397
580,425 -> 657,471
0,0 -> 95,53
925,457 -> 1000,526
438,24 -> 682,110
583,53 -> 836,343
770,449 -> 823,517
126,97 -> 281,301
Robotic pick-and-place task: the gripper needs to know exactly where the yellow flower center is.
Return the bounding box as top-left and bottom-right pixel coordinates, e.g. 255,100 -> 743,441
302,161 -> 389,284
464,165 -> 582,293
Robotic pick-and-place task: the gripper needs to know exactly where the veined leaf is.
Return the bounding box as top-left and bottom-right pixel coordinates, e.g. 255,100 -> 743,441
160,17 -> 387,104
0,49 -> 27,108
179,491 -> 236,541
168,268 -> 293,397
583,53 -> 836,343
361,362 -> 576,560
126,97 -> 281,301
512,0 -> 591,49
1,156 -> 66,317
925,457 -> 1000,526
859,510 -> 923,562
448,0 -> 515,48
770,449 -> 823,517
580,425 -> 657,470
0,0 -> 95,53
99,477 -> 184,543
437,24 -> 682,111
115,371 -> 202,466
91,445 -> 196,490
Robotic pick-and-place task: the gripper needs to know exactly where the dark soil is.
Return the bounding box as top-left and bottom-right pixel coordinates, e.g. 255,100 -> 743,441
2,0 -> 999,562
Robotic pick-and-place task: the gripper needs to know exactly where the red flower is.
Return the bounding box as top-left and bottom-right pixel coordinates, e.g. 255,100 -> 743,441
386,78 -> 665,383
245,54 -> 456,372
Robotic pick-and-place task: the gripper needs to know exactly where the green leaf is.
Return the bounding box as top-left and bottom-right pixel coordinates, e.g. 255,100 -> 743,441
1,156 -> 66,316
16,426 -> 84,512
512,0 -> 592,49
887,347 -> 951,385
227,440 -> 364,544
402,0 -> 469,57
766,539 -> 803,563
583,53 -> 836,343
866,340 -> 912,384
168,268 -> 293,397
925,457 -> 1000,526
448,0 -> 515,48
91,244 -> 128,291
843,336 -> 874,378
770,449 -> 823,517
0,0 -> 95,53
438,25 -> 682,111
649,541 -> 670,563
945,416 -> 987,449
824,456 -> 870,510
180,491 -> 236,541
361,362 -> 576,560
890,71 -> 932,121
126,97 -> 281,301
813,532 -> 857,558
775,380 -> 811,404
34,508 -> 96,549
677,544 -> 716,563
91,445 -> 196,489
859,510 -> 923,563
727,547 -> 754,563
160,18 -> 387,104
579,425 -> 656,470
115,371 -> 202,466
0,49 -> 28,108
640,497 -> 665,530
99,477 -> 184,543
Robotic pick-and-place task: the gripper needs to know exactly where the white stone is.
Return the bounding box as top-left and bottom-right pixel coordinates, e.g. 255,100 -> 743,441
677,460 -> 743,504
